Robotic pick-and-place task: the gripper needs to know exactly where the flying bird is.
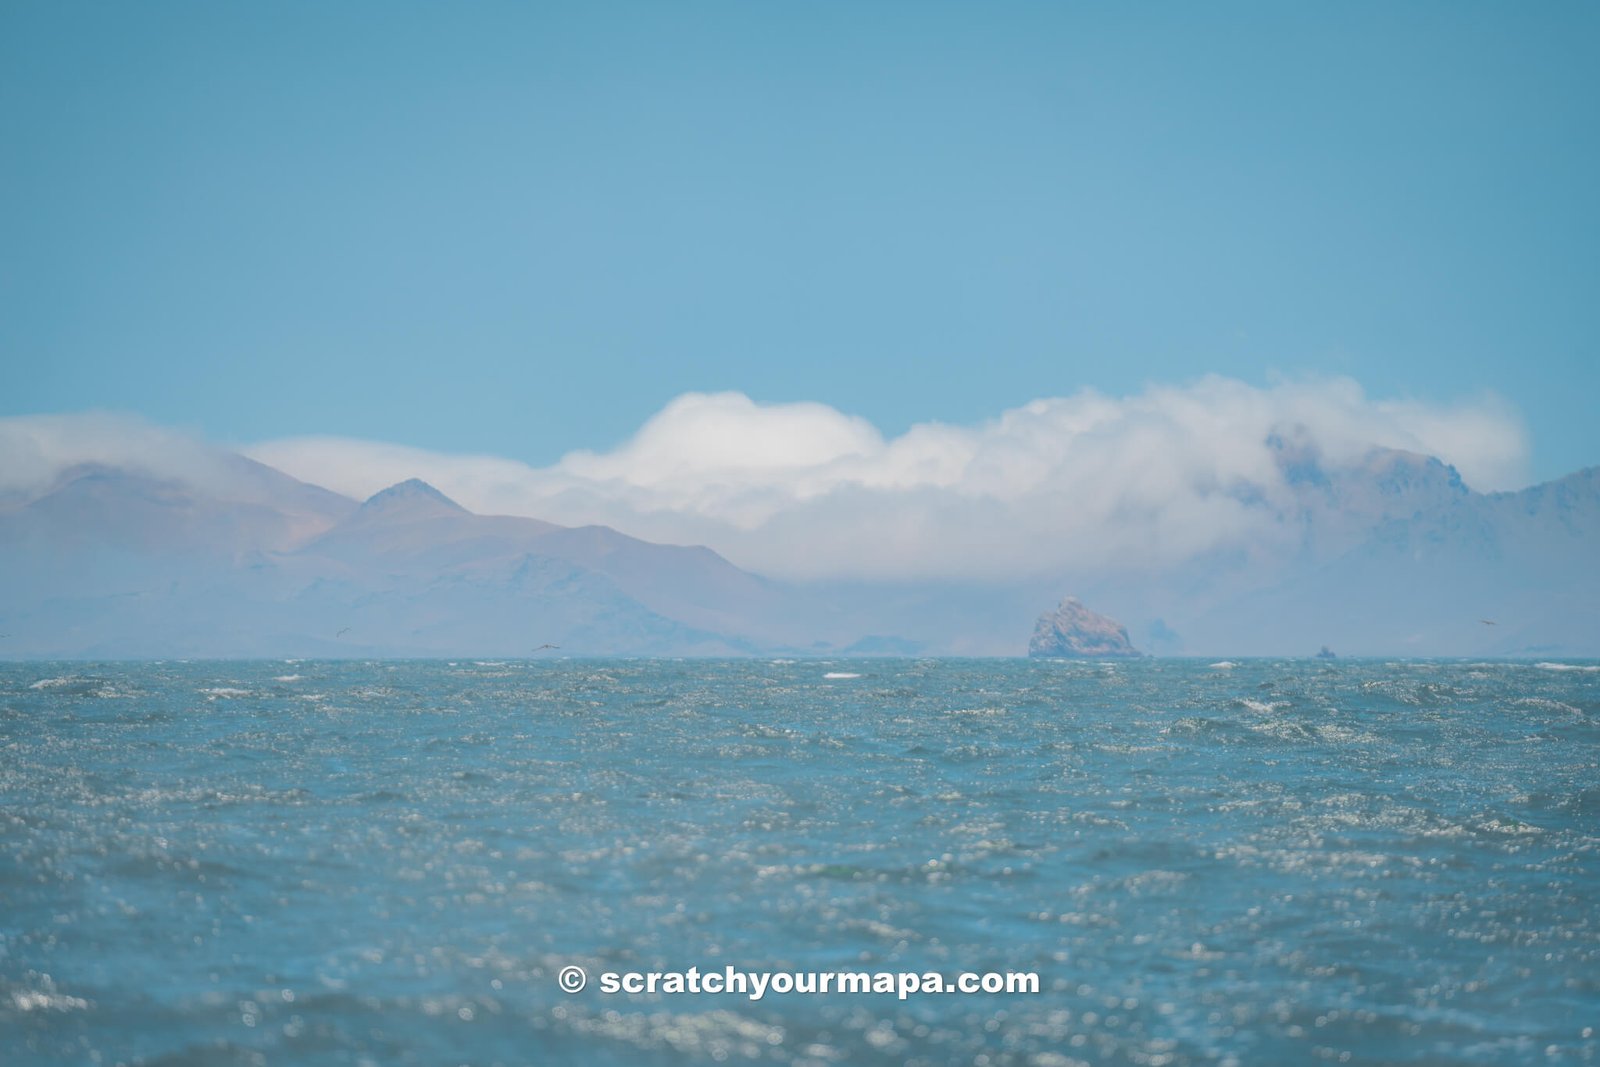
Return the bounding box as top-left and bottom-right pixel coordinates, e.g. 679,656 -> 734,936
337,627 -> 352,637
1479,619 -> 1497,626
533,643 -> 560,651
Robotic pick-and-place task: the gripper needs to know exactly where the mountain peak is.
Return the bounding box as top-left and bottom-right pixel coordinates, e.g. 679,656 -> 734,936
358,479 -> 468,519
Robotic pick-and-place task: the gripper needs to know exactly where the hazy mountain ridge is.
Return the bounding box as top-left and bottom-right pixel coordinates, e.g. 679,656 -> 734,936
0,442 -> 1595,658
1079,450 -> 1600,657
3,461 -> 353,557
0,463 -> 775,657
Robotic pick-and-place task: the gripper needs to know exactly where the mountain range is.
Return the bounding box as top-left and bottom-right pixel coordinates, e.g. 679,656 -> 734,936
0,441 -> 1595,658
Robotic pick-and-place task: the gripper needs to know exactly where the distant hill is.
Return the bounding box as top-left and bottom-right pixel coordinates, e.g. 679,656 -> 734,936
1053,451 -> 1600,657
0,459 -> 802,658
0,440 -> 1595,658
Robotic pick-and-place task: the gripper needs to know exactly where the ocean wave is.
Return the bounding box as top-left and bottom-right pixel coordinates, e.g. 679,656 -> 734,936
9,988 -> 90,1013
5,656 -> 1595,1065
28,676 -> 78,689
1514,696 -> 1582,715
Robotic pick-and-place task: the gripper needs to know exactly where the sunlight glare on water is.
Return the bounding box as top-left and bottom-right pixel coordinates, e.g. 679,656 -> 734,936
2,659 -> 1598,1065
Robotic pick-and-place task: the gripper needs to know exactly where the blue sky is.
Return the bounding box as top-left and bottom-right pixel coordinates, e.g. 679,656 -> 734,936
3,2 -> 1596,483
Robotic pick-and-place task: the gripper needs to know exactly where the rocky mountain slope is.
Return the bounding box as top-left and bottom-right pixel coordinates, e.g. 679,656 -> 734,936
0,439 -> 1595,658
0,462 -> 802,657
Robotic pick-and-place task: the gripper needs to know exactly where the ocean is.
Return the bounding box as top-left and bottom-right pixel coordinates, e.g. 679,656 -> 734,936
2,658 -> 1597,1066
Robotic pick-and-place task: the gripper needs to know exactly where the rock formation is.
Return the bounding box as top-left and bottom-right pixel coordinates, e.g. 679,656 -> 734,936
1028,597 -> 1143,658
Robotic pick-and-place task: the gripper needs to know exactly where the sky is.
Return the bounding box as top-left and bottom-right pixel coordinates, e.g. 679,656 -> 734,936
2,2 -> 1597,485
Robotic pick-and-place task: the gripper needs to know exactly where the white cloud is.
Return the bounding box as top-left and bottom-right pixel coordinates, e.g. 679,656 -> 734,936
240,377 -> 1532,581
0,413 -> 231,496
0,382 -> 1530,581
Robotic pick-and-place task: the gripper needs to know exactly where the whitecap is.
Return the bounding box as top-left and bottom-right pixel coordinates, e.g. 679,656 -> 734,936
200,687 -> 252,698
1534,662 -> 1600,673
1515,696 -> 1582,715
824,672 -> 861,680
1209,661 -> 1237,670
273,674 -> 302,683
10,989 -> 90,1013
28,676 -> 77,689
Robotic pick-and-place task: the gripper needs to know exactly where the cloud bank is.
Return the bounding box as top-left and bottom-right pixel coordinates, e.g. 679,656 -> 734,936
235,377 -> 1530,580
0,413 -> 237,496
0,380 -> 1530,580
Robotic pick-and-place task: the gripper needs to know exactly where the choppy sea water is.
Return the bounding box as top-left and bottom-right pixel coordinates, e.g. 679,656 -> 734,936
2,658 -> 1597,1066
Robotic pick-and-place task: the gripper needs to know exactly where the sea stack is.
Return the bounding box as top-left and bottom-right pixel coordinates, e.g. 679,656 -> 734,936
1028,597 -> 1143,659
